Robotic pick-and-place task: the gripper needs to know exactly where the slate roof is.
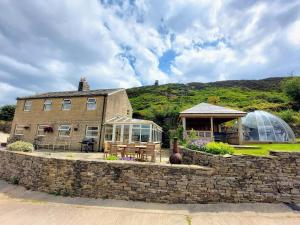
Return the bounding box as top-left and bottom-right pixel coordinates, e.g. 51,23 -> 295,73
180,103 -> 246,115
17,88 -> 124,100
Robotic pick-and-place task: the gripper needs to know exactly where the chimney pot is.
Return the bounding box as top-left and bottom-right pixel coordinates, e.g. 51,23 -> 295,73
78,77 -> 90,91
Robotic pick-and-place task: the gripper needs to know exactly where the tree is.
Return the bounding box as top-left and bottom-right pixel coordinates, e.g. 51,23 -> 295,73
0,105 -> 16,121
207,96 -> 220,105
282,77 -> 300,109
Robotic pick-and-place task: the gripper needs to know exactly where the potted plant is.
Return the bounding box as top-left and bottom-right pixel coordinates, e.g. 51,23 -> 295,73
44,126 -> 54,133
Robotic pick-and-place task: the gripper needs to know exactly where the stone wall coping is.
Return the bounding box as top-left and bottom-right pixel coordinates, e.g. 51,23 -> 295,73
0,149 -> 215,173
179,146 -> 300,159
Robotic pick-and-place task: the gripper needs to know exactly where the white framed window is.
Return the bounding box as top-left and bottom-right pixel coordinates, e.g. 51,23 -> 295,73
85,126 -> 99,138
24,100 -> 32,111
43,99 -> 52,111
62,99 -> 71,110
58,125 -> 71,137
15,125 -> 25,136
87,98 -> 96,110
37,125 -> 48,136
104,124 -> 113,141
131,124 -> 151,142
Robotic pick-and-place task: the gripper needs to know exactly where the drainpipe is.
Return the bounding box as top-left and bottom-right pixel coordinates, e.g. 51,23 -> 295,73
98,94 -> 108,152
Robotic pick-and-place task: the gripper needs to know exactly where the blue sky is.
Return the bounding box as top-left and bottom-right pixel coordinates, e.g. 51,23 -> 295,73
0,0 -> 300,105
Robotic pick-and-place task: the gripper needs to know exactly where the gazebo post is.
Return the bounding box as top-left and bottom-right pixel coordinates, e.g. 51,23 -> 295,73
237,117 -> 243,145
182,117 -> 187,139
210,117 -> 214,141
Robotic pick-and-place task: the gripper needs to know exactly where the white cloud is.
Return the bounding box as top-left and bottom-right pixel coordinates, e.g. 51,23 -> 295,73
0,0 -> 300,105
287,20 -> 300,46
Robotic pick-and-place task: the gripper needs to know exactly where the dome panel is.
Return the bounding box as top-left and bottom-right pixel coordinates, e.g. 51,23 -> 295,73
242,110 -> 296,143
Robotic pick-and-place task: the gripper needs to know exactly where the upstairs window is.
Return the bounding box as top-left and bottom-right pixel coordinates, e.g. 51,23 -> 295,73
87,98 -> 96,110
15,125 -> 25,136
24,100 -> 32,111
62,99 -> 71,110
43,100 -> 52,111
58,125 -> 71,137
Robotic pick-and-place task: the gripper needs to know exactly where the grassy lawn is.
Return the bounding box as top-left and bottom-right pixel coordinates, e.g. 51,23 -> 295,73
233,142 -> 300,156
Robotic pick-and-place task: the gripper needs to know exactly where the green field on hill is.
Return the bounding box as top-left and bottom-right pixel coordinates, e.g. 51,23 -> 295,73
127,77 -> 300,146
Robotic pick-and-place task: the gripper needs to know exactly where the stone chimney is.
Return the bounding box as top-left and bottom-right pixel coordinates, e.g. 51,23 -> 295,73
78,77 -> 90,91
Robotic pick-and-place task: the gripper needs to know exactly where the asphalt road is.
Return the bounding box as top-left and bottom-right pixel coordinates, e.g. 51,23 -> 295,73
0,180 -> 299,225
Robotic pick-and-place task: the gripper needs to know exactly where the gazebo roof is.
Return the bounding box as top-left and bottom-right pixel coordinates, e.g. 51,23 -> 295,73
105,115 -> 162,130
180,103 -> 246,117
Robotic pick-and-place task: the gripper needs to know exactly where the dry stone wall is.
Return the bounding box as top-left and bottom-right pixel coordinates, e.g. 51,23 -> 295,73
181,147 -> 300,203
0,149 -> 299,204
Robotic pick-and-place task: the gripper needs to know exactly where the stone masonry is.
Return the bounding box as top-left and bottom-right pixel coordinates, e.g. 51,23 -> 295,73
0,149 -> 299,204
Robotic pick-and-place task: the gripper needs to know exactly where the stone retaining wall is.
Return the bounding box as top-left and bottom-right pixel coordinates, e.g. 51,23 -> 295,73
181,147 -> 300,203
0,149 -> 299,203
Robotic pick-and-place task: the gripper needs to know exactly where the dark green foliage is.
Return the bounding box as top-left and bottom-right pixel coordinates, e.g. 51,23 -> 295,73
277,110 -> 296,123
0,105 -> 16,121
11,176 -> 19,185
0,120 -> 11,133
282,77 -> 300,109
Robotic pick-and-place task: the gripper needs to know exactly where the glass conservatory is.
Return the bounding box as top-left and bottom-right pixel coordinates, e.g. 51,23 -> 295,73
104,116 -> 162,144
242,110 -> 296,143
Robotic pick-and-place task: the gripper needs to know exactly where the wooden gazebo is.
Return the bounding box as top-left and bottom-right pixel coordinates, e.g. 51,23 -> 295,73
179,103 -> 247,145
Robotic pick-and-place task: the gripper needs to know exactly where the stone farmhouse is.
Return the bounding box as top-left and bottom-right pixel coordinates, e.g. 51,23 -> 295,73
10,78 -> 133,151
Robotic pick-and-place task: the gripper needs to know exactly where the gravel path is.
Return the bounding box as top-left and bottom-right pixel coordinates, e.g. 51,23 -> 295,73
0,180 -> 299,225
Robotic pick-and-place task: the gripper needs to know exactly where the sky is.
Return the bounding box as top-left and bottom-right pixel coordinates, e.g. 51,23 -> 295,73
0,0 -> 300,105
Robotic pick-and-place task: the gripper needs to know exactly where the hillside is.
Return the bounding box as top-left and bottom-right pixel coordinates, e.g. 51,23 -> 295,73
127,77 -> 300,146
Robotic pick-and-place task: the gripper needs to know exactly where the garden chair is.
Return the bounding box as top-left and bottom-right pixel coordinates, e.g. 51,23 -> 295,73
110,144 -> 119,156
124,143 -> 136,158
104,142 -> 111,158
142,143 -> 156,162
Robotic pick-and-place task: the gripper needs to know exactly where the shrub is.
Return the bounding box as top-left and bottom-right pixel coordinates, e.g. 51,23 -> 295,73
205,142 -> 234,155
187,141 -> 234,155
7,141 -> 34,152
106,155 -> 118,160
11,176 -> 19,185
0,120 -> 11,133
282,77 -> 300,109
187,139 -> 209,151
277,110 -> 296,123
207,96 -> 220,104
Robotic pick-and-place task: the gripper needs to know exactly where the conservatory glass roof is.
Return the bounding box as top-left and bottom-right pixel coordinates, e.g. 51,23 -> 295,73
105,115 -> 162,131
242,110 -> 296,143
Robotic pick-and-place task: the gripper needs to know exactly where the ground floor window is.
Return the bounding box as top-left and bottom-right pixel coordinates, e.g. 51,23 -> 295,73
105,124 -> 113,141
15,125 -> 24,135
58,125 -> 71,137
85,126 -> 99,138
37,125 -> 48,136
123,125 -> 130,143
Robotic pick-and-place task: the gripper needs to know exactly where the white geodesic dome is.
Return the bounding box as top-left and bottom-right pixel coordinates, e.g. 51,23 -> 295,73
242,110 -> 296,143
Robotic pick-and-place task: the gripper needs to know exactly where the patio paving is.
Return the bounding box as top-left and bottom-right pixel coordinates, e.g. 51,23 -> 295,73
0,179 -> 299,225
31,148 -> 171,163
